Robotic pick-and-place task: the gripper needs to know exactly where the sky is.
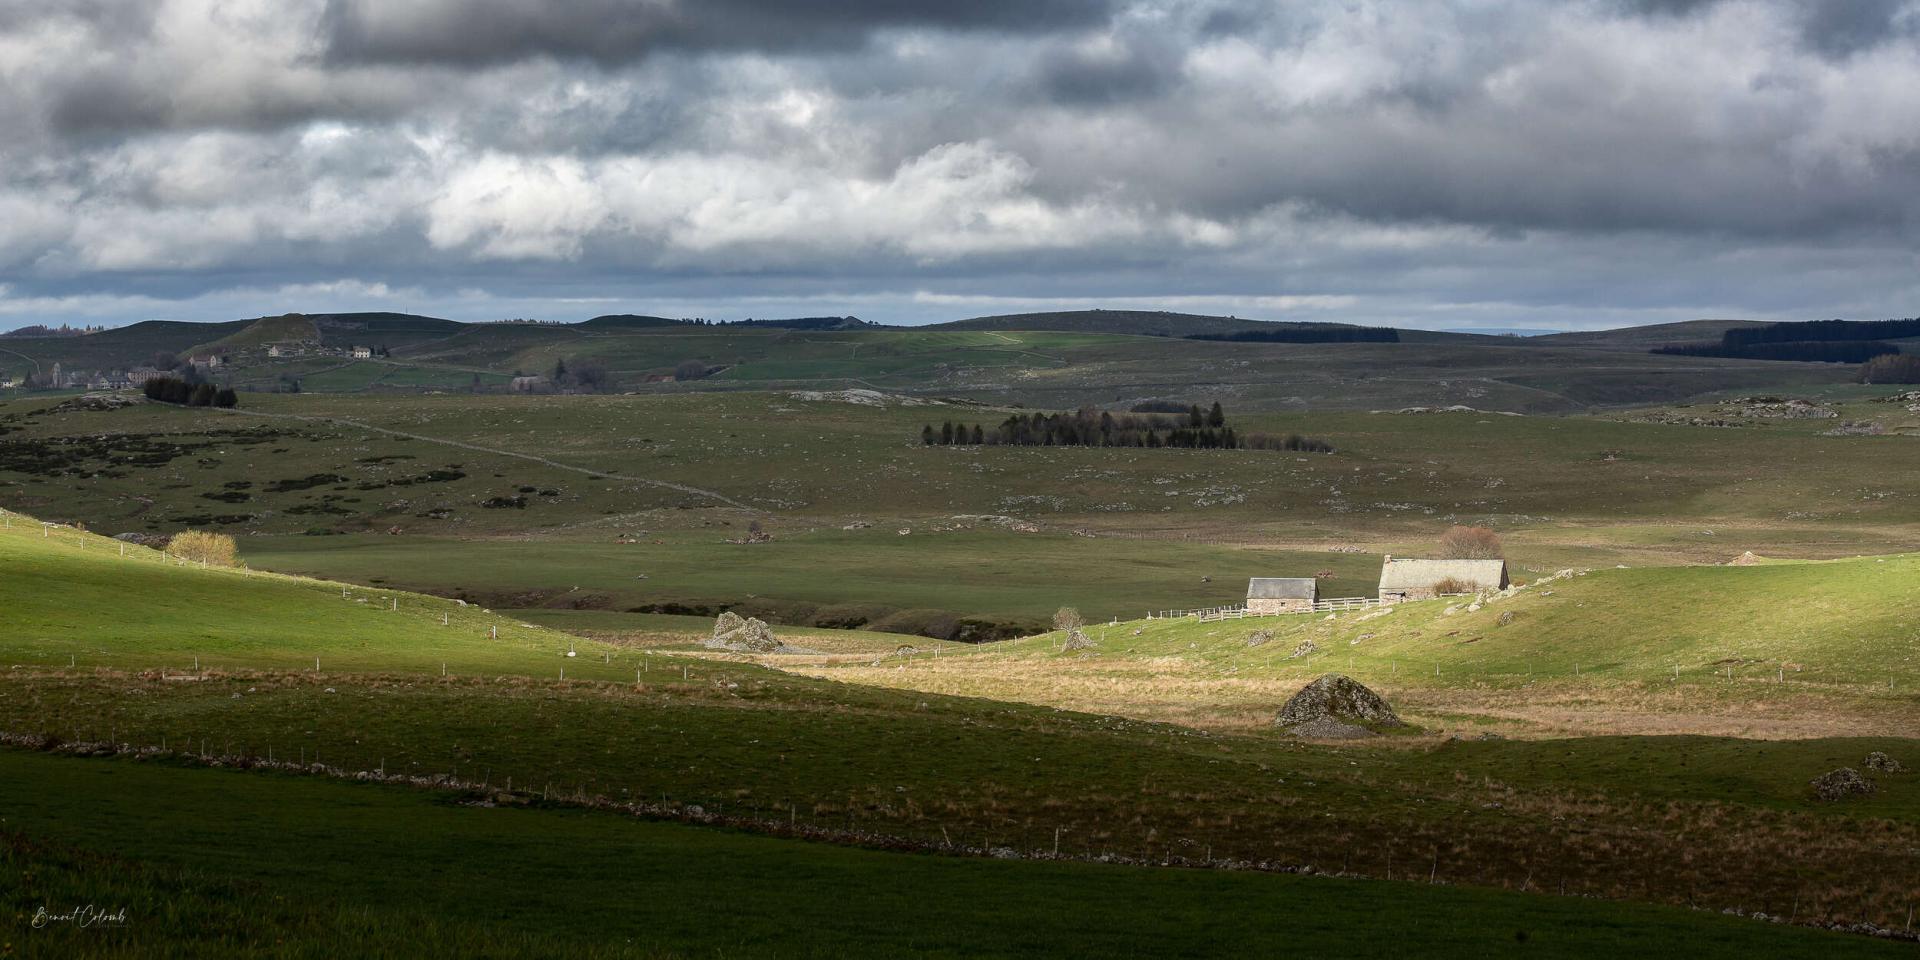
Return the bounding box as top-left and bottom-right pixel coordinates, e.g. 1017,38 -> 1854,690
1,0 -> 1917,332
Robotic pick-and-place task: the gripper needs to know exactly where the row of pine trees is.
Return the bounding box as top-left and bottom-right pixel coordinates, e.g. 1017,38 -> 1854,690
919,403 -> 1332,452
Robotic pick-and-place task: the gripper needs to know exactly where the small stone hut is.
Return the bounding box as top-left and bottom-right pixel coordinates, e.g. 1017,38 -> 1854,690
1246,577 -> 1317,614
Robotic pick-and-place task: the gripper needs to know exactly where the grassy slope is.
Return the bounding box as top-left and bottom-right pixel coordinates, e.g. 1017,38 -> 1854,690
9,389 -> 1920,633
4,508 -> 1920,945
9,753 -> 1904,960
0,509 -> 612,676
789,554 -> 1920,734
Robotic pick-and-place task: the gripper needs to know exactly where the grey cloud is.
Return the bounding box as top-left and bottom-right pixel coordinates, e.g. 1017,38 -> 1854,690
321,0 -> 1116,67
1032,32 -> 1184,106
4,0 -> 1920,336
1797,0 -> 1911,57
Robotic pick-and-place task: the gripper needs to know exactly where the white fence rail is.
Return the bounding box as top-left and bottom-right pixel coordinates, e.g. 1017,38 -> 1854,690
1152,596 -> 1387,622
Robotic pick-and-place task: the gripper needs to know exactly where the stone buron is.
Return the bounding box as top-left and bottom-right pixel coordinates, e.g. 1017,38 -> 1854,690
706,611 -> 781,653
1274,674 -> 1405,740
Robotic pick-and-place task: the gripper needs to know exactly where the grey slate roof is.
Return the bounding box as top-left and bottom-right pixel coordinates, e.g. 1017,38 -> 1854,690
1378,558 -> 1507,592
1247,577 -> 1318,601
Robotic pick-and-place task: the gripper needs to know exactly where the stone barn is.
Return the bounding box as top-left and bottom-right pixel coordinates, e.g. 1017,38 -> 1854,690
1377,557 -> 1508,602
1246,577 -> 1317,614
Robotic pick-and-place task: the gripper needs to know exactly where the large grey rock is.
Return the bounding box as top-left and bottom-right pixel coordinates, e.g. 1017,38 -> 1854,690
706,612 -> 781,653
1275,674 -> 1404,738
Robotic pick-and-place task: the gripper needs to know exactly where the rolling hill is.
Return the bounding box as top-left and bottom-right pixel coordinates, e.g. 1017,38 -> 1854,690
0,309 -> 1871,413
792,553 -> 1920,736
3,502 -> 1919,953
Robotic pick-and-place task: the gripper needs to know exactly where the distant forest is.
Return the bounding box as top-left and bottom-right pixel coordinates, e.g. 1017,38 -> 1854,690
1654,317 -> 1920,362
1654,341 -> 1898,363
1183,325 -> 1399,344
0,323 -> 100,338
921,403 -> 1333,452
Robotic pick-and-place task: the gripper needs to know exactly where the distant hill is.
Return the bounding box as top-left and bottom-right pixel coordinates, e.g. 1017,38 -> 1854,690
731,316 -> 883,331
189,314 -> 321,354
1533,320 -> 1773,350
928,310 -> 1279,337
306,313 -> 464,349
578,315 -> 693,329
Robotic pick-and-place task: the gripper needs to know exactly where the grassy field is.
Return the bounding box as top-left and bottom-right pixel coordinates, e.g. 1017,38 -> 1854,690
12,753 -> 1911,959
3,509 -> 1920,948
777,553 -> 1920,735
7,385 -> 1920,636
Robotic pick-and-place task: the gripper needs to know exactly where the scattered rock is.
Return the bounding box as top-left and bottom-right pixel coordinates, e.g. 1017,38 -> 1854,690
47,393 -> 138,414
1496,610 -> 1515,627
1281,718 -> 1374,739
1864,752 -> 1906,774
787,388 -> 939,407
1727,551 -> 1764,566
1060,628 -> 1096,652
1274,674 -> 1405,739
1720,397 -> 1836,420
1810,767 -> 1876,802
1246,629 -> 1273,648
1822,420 -> 1885,437
1285,639 -> 1317,659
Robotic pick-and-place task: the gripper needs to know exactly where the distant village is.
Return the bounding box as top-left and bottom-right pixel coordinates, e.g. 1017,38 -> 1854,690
0,341 -> 380,393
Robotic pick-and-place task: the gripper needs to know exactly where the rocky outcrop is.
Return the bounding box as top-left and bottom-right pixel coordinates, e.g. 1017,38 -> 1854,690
1864,752 -> 1906,774
706,612 -> 782,653
1811,768 -> 1875,802
1275,674 -> 1405,739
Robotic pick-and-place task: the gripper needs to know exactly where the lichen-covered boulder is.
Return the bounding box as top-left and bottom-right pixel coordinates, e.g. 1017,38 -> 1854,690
1275,675 -> 1404,738
706,612 -> 782,652
1811,767 -> 1875,802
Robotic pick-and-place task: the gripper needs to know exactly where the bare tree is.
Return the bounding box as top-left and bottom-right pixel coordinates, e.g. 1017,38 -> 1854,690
1438,525 -> 1503,559
673,359 -> 710,381
1052,607 -> 1084,632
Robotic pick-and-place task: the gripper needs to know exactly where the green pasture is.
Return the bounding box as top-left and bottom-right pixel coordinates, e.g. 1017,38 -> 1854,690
8,753 -> 1906,959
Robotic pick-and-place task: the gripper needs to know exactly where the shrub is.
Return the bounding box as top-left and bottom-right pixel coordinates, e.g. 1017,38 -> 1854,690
1052,606 -> 1084,632
165,530 -> 238,567
673,360 -> 711,381
1430,576 -> 1476,596
1439,525 -> 1503,559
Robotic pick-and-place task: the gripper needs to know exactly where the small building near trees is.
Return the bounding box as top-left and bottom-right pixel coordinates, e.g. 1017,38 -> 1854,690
1377,557 -> 1508,602
1246,577 -> 1317,614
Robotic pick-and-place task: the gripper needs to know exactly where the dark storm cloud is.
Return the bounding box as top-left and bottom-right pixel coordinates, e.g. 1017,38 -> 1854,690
1615,0 -> 1918,57
4,0 -> 1920,334
321,0 -> 1117,67
1032,32 -> 1183,106
1797,0 -> 1910,57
